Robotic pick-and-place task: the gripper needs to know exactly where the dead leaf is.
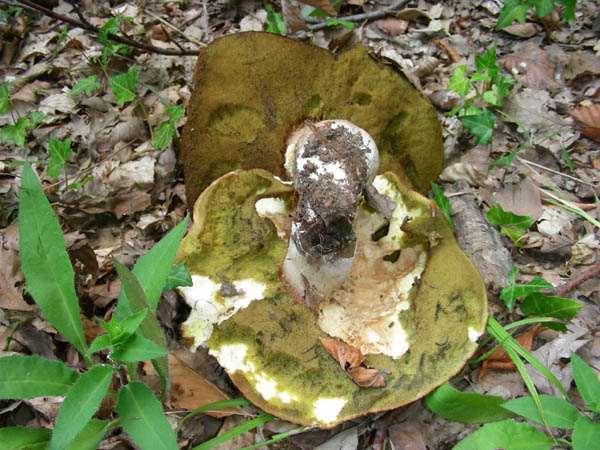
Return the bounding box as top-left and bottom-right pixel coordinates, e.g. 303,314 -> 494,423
478,324 -> 540,381
299,0 -> 336,16
314,426 -> 359,450
499,44 -> 560,91
375,18 -> 409,35
146,354 -> 244,417
492,176 -> 543,220
502,23 -> 541,38
563,52 -> 600,81
112,191 -> 152,218
569,104 -> 600,140
388,420 -> 429,450
319,336 -> 388,387
432,37 -> 461,63
282,0 -> 310,34
212,415 -> 257,450
0,247 -> 32,311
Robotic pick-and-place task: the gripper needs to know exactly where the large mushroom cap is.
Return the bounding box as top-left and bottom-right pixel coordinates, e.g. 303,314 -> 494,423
181,32 -> 443,207
176,169 -> 487,428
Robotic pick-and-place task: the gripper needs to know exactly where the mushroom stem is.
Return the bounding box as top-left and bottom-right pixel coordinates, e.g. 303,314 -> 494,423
282,120 -> 391,310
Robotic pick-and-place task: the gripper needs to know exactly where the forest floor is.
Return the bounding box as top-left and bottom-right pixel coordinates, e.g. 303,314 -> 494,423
1,0 -> 599,448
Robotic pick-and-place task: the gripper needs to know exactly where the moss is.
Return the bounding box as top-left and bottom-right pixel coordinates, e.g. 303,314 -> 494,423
182,32 -> 443,206
177,169 -> 487,428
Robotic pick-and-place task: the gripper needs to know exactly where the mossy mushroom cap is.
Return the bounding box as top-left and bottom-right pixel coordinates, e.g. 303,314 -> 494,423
175,169 -> 488,428
181,32 -> 443,207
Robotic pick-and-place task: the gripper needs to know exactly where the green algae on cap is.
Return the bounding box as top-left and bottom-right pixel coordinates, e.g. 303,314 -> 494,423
181,32 -> 443,207
175,169 -> 487,428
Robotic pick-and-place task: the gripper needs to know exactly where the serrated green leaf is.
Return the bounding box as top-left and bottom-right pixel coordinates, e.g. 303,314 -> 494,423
1,117 -> 30,148
501,394 -> 579,428
47,137 -> 73,179
70,75 -> 101,96
0,427 -> 51,450
19,165 -> 88,355
164,262 -> 193,291
494,73 -> 516,98
475,46 -> 499,79
470,71 -> 491,83
425,383 -> 516,424
520,292 -> 582,320
166,105 -> 184,123
50,365 -> 114,450
571,353 -> 600,412
486,204 -> 535,229
459,109 -> 495,144
109,65 -> 138,106
265,5 -> 285,34
98,16 -> 120,46
111,334 -> 168,362
153,120 -> 175,151
0,81 -> 9,114
453,420 -> 553,450
483,85 -> 501,106
448,65 -> 470,98
496,0 -> 530,29
116,382 -> 178,450
499,275 -> 553,310
572,415 -> 600,449
0,355 -> 78,398
65,420 -> 111,450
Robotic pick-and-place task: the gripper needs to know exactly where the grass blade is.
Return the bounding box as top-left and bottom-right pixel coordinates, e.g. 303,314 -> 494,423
176,399 -> 252,434
191,413 -> 274,450
18,164 -> 88,355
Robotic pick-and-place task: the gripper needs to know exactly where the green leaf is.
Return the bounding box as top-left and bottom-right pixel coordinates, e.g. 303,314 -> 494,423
164,262 -> 193,291
87,334 -> 112,354
572,415 -> 600,450
453,420 -> 554,450
166,105 -> 184,123
116,382 -> 178,450
266,5 -> 285,34
499,275 -> 553,310
1,117 -> 30,148
29,111 -> 45,128
459,109 -> 495,144
486,204 -> 535,229
192,413 -> 274,450
501,394 -> 579,428
0,355 -> 78,398
425,383 -> 516,424
0,81 -> 9,114
431,182 -> 455,232
116,309 -> 148,341
19,165 -> 88,355
111,334 -> 168,362
475,46 -> 499,79
520,292 -> 582,320
500,226 -> 525,246
0,427 -> 51,450
494,73 -> 516,98
115,216 -> 188,317
50,365 -> 114,450
448,65 -> 470,98
109,65 -> 138,106
65,420 -> 111,450
70,75 -> 101,96
47,137 -> 73,179
483,84 -> 501,106
530,0 -> 555,17
68,176 -> 94,190
556,0 -> 576,21
153,120 -> 175,151
98,16 -> 120,46
496,0 -> 530,29
571,353 -> 600,412
560,144 -> 575,172
489,148 -> 520,170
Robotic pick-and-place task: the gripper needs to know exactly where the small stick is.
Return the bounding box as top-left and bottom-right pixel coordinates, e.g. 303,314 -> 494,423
540,262 -> 600,297
309,0 -> 411,31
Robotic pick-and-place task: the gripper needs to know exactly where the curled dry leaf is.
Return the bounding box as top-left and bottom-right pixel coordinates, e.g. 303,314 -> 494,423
569,104 -> 600,140
299,0 -> 337,16
319,336 -> 387,387
499,44 -> 560,91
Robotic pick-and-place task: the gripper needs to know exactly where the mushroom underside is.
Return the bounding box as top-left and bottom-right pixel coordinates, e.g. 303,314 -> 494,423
176,169 -> 487,428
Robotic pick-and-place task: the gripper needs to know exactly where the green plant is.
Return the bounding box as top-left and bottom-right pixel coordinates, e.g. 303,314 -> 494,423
426,351 -> 600,449
486,204 -> 534,247
448,46 -> 515,145
496,0 -> 577,30
266,4 -> 285,34
431,182 -> 455,232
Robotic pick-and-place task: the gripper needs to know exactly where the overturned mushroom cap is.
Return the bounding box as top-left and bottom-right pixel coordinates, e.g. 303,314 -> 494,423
181,32 -> 443,207
175,169 -> 487,428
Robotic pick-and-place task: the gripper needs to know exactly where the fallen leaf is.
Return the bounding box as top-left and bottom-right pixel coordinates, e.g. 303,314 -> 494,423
314,426 -> 358,450
299,0 -> 336,16
319,336 -> 388,387
499,44 -> 560,91
502,23 -> 541,38
492,176 -> 543,221
563,52 -> 600,81
282,0 -> 310,34
375,18 -> 409,35
0,247 -> 32,311
569,104 -> 600,140
112,191 -> 152,218
478,324 -> 540,381
388,420 -> 429,450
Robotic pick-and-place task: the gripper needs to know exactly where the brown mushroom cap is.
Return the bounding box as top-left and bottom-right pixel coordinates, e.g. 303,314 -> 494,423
181,32 -> 443,207
176,169 -> 487,428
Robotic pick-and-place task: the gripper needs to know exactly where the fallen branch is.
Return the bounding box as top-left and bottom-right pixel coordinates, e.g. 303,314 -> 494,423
7,0 -> 201,56
308,0 -> 411,31
541,262 -> 600,297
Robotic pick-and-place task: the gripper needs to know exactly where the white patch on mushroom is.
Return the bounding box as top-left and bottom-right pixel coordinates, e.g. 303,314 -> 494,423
209,344 -> 255,373
179,275 -> 266,349
254,372 -> 278,400
468,327 -> 482,343
313,398 -> 347,425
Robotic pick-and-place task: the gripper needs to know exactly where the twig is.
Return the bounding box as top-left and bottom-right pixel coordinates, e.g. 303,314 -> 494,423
143,8 -> 205,47
309,0 -> 411,31
516,156 -> 598,189
9,0 -> 200,56
541,262 -> 600,297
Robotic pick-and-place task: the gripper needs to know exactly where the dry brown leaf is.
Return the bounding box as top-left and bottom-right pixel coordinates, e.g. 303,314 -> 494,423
319,336 -> 388,387
0,247 -> 32,311
478,324 -> 540,381
563,52 -> 600,81
282,0 -> 310,34
388,420 -> 429,450
112,191 -> 152,218
374,18 -> 409,35
502,23 -> 541,38
299,0 -> 337,16
432,37 -> 461,63
569,105 -> 600,140
499,44 -> 560,91
493,176 -> 543,221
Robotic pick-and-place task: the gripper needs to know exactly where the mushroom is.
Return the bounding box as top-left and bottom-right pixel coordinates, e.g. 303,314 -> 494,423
176,32 -> 487,428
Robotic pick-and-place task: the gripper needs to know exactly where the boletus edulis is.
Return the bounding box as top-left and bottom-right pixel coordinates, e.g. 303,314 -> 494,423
176,32 -> 487,428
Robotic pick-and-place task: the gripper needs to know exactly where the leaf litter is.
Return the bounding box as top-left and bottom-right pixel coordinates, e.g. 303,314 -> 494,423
1,0 -> 600,448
